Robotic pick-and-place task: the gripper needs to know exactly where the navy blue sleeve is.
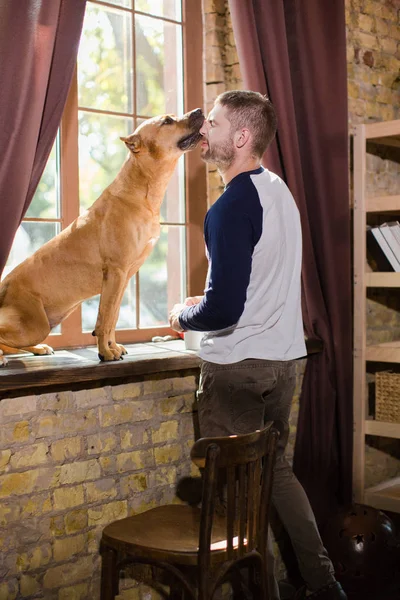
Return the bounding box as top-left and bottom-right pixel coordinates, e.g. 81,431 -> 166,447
179,186 -> 262,332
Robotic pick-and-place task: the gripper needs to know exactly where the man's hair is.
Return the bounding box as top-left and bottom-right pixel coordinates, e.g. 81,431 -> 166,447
215,90 -> 277,158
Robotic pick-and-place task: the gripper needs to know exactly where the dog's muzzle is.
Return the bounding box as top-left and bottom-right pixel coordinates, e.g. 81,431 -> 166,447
177,108 -> 204,151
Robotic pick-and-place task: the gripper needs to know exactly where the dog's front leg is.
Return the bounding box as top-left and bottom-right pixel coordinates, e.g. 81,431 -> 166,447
94,266 -> 128,361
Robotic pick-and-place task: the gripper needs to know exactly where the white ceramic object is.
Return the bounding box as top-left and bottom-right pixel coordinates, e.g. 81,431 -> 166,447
184,330 -> 204,351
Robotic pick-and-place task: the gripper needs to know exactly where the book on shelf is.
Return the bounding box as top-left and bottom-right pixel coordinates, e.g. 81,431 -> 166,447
379,222 -> 400,266
366,225 -> 400,272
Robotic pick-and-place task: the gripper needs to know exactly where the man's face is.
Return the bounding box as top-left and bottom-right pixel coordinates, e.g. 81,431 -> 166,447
199,103 -> 235,168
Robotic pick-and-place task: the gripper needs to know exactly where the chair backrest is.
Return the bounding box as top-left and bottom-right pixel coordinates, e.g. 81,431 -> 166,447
190,422 -> 279,587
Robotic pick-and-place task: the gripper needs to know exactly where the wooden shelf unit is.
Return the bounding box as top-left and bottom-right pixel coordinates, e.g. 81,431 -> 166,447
353,118 -> 400,513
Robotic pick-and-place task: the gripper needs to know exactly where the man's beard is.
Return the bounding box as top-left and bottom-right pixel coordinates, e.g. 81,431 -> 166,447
201,138 -> 235,169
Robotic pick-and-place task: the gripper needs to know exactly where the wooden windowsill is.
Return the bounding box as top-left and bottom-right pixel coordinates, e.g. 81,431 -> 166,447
0,338 -> 322,399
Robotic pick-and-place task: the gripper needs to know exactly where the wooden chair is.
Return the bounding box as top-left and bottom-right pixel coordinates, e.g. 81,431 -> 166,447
100,422 -> 279,600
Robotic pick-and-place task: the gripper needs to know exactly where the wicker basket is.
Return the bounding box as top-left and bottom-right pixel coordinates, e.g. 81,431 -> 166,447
375,371 -> 400,423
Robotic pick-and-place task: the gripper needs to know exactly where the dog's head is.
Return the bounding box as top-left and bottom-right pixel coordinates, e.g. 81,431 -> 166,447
120,108 -> 205,162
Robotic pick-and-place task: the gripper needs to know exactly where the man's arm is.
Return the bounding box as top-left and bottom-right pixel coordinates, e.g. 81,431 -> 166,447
176,207 -> 256,332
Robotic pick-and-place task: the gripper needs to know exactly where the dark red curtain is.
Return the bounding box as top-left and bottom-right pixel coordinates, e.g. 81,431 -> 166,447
229,0 -> 352,521
0,0 -> 86,277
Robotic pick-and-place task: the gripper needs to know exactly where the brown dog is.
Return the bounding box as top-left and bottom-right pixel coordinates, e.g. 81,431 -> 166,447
0,108 -> 204,366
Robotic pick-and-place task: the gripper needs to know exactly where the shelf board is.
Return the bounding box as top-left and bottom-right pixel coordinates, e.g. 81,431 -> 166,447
365,194 -> 400,212
365,272 -> 400,287
364,119 -> 400,140
366,342 -> 400,362
364,476 -> 400,513
365,419 -> 400,438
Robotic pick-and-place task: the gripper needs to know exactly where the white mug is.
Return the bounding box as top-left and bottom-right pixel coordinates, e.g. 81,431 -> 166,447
184,330 -> 205,351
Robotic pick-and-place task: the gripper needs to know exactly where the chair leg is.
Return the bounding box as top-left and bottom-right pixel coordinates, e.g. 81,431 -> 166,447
100,544 -> 119,600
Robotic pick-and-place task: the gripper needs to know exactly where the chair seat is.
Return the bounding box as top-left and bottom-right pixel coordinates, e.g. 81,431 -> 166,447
102,504 -> 233,566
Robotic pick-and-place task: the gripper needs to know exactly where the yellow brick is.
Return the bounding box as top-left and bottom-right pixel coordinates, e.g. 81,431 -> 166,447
171,376 -> 197,393
128,497 -> 157,516
51,437 -> 83,462
53,533 -> 86,562
13,421 -> 30,442
35,410 -> 97,437
58,583 -> 89,600
20,493 -> 52,517
17,544 -> 51,571
50,515 -> 66,537
154,445 -> 181,465
142,379 -> 171,396
0,395 -> 37,417
152,466 -> 177,487
100,401 -> 154,427
380,37 -> 398,54
0,449 -> 11,471
87,432 -> 118,455
375,17 -> 390,35
206,61 -> 225,82
152,421 -> 178,444
120,473 -> 148,495
85,478 -> 117,502
88,500 -> 127,526
120,427 -> 150,450
0,580 -> 17,600
0,467 -> 59,498
160,394 -> 194,416
10,442 -> 49,469
180,414 -> 195,438
59,459 -> 100,484
75,387 -> 109,408
53,485 -> 85,510
99,455 -> 116,475
43,556 -> 94,589
358,13 -> 374,32
20,574 -> 40,597
64,509 -> 88,534
112,382 -> 142,401
116,450 -> 153,473
358,31 -> 379,50
88,528 -> 101,553
0,502 -> 20,526
38,391 -> 74,411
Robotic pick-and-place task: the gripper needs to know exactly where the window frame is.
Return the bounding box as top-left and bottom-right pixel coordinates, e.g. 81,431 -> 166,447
41,0 -> 207,350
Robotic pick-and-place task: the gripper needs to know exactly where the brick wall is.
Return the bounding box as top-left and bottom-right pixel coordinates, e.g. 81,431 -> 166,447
0,359 -> 306,600
0,375 -> 199,600
346,0 -> 400,487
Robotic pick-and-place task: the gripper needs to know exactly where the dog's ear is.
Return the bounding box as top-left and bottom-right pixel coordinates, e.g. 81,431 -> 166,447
120,134 -> 141,153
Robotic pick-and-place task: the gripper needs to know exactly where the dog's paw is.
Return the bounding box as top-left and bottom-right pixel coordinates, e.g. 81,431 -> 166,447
32,344 -> 54,356
0,351 -> 8,367
98,348 -> 121,362
107,342 -> 127,360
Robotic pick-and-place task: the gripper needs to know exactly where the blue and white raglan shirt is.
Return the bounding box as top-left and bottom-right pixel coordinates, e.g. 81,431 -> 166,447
179,166 -> 306,364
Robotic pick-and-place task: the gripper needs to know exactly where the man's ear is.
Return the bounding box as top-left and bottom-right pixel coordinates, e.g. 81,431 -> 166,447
235,128 -> 251,149
120,133 -> 141,153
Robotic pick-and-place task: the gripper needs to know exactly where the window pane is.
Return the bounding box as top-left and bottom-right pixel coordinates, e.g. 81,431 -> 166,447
160,154 -> 185,223
78,112 -> 134,211
139,225 -> 185,327
82,277 -> 136,332
78,3 -> 133,113
26,134 -> 60,219
136,0 -> 182,21
136,15 -> 183,117
103,0 -> 131,8
4,222 -> 60,279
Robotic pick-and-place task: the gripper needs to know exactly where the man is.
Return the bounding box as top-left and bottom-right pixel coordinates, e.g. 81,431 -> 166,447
169,91 -> 346,600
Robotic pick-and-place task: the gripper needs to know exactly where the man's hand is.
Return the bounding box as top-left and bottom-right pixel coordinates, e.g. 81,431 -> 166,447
184,295 -> 204,306
169,303 -> 186,332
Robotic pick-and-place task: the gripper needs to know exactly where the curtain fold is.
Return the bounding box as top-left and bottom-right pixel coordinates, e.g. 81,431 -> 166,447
0,0 -> 86,277
229,0 -> 352,521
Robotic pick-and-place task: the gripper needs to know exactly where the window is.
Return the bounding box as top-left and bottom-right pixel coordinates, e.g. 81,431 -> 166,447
5,0 -> 206,348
